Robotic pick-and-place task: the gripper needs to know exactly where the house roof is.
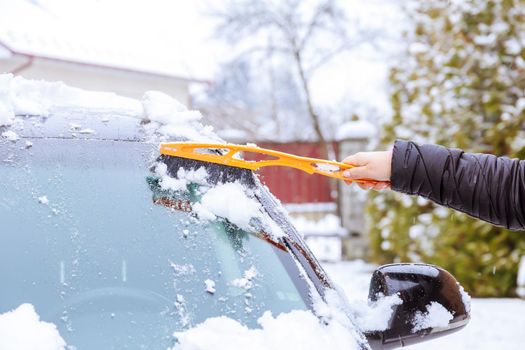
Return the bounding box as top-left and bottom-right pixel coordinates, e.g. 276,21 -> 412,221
0,1 -> 210,83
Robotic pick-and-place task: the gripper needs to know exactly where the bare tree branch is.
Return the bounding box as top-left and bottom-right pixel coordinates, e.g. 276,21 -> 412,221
208,0 -> 380,156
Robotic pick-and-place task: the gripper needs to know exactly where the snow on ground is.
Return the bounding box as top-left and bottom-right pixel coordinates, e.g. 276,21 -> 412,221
0,304 -> 66,350
324,260 -> 525,350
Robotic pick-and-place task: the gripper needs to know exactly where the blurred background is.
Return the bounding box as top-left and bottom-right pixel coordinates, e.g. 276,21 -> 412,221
1,0 -> 525,345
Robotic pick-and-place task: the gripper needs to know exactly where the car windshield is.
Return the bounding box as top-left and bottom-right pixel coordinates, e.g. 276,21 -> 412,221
0,137 -> 310,349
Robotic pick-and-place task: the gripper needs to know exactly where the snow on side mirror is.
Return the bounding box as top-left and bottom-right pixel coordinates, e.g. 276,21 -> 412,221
364,263 -> 470,350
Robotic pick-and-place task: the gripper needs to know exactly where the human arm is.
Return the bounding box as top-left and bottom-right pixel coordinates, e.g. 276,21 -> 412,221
343,140 -> 525,231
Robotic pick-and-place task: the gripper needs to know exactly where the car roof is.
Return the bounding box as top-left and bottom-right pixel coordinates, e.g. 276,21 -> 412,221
9,110 -> 149,142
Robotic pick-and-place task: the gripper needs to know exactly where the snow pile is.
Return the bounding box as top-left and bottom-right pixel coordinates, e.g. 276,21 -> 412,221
291,214 -> 346,237
230,266 -> 258,290
458,283 -> 472,313
38,195 -> 50,205
142,90 -> 219,142
518,256 -> 525,298
412,302 -> 453,332
193,182 -> 264,233
142,91 -> 196,124
0,304 -> 66,350
0,74 -> 221,143
204,279 -> 216,294
1,129 -> 18,141
155,163 -> 209,192
350,293 -> 403,332
172,309 -> 361,350
0,74 -> 141,123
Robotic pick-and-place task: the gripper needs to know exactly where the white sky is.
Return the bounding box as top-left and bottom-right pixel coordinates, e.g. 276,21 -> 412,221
2,0 -> 407,119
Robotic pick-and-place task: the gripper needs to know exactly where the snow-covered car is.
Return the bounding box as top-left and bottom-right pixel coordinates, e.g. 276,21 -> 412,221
0,75 -> 470,350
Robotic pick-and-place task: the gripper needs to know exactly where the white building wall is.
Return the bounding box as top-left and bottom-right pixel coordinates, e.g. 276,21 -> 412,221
0,56 -> 191,105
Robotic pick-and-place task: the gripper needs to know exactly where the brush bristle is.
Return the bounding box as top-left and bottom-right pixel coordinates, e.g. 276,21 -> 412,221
158,154 -> 256,187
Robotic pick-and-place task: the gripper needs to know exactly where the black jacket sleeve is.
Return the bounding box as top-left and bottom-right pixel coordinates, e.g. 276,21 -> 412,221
391,139 -> 525,231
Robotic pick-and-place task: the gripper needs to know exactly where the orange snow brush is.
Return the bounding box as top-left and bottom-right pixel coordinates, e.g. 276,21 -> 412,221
160,142 -> 383,185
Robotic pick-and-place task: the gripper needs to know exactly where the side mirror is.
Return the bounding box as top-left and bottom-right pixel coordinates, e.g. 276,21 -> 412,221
365,263 -> 470,349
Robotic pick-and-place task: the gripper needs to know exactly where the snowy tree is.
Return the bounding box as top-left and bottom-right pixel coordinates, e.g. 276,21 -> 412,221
368,0 -> 525,297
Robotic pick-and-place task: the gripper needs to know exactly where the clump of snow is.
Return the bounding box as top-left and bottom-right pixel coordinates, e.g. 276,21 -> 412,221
172,309 -> 361,350
0,304 -> 67,350
38,196 -> 49,205
412,302 -> 453,332
193,182 -> 263,232
230,266 -> 258,290
154,163 -> 209,192
142,91 -> 200,125
518,256 -> 525,298
170,262 -> 196,276
458,283 -> 472,314
1,129 -> 18,141
141,91 -> 220,142
350,293 -> 403,332
336,120 -> 376,140
204,279 -> 216,294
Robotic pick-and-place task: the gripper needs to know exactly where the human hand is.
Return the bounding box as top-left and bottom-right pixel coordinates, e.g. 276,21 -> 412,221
341,150 -> 393,190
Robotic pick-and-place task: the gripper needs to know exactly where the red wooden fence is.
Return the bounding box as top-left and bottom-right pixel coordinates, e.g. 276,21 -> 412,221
244,142 -> 338,204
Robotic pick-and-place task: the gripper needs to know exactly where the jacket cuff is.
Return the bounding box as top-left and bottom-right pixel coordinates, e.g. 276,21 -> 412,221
391,139 -> 416,195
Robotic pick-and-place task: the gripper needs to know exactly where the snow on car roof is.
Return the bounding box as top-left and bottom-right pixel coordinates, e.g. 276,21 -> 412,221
0,74 -> 221,143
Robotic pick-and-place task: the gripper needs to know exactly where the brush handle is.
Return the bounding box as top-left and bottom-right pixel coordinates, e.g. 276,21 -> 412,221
160,142 -> 388,185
